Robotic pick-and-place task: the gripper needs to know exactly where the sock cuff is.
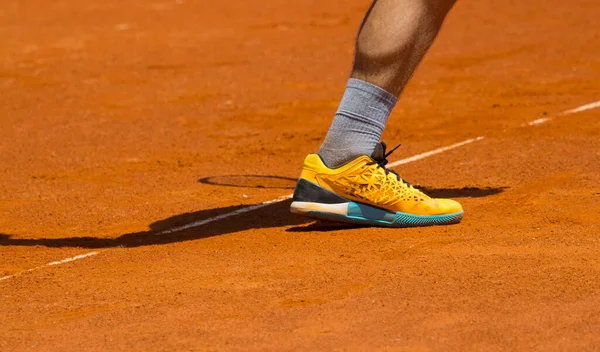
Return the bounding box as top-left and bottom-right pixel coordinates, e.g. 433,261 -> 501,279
318,78 -> 397,168
347,78 -> 398,106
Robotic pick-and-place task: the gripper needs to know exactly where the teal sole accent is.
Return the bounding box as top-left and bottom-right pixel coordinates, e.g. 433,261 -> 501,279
305,201 -> 463,228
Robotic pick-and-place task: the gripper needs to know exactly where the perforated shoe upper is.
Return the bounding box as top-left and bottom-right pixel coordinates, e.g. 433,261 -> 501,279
299,143 -> 463,216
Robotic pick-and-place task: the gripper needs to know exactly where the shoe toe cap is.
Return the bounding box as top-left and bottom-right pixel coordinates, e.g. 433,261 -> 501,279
436,198 -> 463,214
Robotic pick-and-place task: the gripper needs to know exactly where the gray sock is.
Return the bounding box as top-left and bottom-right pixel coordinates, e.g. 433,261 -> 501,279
318,78 -> 398,168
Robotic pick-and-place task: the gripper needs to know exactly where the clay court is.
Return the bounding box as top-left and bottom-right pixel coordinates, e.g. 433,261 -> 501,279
1,0 -> 599,350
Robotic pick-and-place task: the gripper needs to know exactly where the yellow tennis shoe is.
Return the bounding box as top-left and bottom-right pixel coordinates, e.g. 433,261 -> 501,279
290,142 -> 463,227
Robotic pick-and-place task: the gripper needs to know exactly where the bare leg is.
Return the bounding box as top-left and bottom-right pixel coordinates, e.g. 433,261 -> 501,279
352,0 -> 457,96
318,0 -> 456,167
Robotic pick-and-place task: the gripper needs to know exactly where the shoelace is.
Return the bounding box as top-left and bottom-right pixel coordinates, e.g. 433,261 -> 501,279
367,143 -> 412,187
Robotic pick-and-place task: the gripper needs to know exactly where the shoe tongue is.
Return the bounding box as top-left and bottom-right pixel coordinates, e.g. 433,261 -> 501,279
371,142 -> 386,161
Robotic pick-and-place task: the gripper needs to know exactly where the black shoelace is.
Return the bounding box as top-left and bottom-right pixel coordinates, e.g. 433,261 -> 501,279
367,143 -> 412,187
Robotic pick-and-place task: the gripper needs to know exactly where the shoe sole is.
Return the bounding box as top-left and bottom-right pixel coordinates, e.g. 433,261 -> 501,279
290,201 -> 463,227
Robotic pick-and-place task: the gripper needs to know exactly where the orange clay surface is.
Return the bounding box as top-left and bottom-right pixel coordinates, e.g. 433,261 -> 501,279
1,0 -> 600,350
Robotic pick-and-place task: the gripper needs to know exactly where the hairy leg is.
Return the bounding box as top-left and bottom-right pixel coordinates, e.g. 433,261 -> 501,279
318,0 -> 456,167
353,0 -> 457,96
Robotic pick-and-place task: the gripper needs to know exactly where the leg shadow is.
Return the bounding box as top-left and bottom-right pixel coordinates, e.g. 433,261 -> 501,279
0,199 -> 311,248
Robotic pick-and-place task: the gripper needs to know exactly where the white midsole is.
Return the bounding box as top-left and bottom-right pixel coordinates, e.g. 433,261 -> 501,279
290,201 -> 349,216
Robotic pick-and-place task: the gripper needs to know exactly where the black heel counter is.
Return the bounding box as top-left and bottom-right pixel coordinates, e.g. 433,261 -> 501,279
292,179 -> 348,204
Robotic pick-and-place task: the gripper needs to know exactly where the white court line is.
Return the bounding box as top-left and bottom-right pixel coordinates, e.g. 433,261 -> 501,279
3,138 -> 481,281
561,100 -> 600,115
157,136 -> 485,236
527,100 -> 600,126
0,251 -> 99,282
528,117 -> 552,126
4,99 -> 599,282
387,136 -> 484,168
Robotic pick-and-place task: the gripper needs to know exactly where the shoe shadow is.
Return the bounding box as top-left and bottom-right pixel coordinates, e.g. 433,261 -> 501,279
285,221 -> 367,233
416,186 -> 507,198
0,199 -> 310,249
